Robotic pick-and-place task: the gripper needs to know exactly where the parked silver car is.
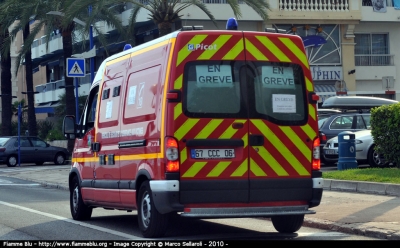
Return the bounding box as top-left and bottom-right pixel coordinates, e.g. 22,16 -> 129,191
322,129 -> 389,168
0,136 -> 69,167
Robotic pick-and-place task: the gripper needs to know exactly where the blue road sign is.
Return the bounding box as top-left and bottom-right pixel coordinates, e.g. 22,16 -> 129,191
67,58 -> 85,77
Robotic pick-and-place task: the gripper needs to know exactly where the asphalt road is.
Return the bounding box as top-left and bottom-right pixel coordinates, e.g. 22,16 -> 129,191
0,173 -> 378,240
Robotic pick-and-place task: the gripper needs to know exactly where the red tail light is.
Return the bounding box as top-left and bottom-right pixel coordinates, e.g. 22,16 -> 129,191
0,147 -> 5,152
165,137 -> 179,172
312,138 -> 320,170
319,132 -> 327,142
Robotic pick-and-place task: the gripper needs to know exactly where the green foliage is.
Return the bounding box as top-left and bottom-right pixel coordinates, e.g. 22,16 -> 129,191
323,168 -> 400,184
37,120 -> 54,140
11,120 -> 28,136
45,128 -> 65,141
370,103 -> 400,168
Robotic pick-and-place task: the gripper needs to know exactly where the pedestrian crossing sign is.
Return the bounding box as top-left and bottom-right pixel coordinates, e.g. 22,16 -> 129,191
67,58 -> 85,77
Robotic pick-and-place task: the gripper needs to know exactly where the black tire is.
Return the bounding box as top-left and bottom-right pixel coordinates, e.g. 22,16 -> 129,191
54,153 -> 66,165
35,162 -> 44,165
70,176 -> 92,220
137,181 -> 170,238
368,145 -> 387,168
6,155 -> 17,167
271,215 -> 304,233
323,161 -> 336,167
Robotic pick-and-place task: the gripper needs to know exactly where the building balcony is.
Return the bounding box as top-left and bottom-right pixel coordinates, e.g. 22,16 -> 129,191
355,54 -> 396,80
361,0 -> 400,22
35,73 -> 93,105
268,0 -> 362,22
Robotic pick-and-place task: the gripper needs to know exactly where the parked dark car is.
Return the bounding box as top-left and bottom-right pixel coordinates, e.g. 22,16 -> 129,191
0,136 -> 69,167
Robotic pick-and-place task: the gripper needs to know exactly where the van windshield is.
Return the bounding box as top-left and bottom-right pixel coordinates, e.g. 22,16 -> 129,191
183,61 -> 307,125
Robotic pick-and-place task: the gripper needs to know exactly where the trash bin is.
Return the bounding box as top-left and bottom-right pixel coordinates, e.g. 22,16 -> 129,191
337,131 -> 358,170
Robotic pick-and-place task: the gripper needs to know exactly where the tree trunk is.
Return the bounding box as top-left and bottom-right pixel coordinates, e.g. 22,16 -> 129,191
0,28 -> 13,136
62,23 -> 76,153
158,22 -> 172,37
23,23 -> 37,136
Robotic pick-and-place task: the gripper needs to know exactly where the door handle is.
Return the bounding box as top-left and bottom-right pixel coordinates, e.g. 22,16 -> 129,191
249,135 -> 264,146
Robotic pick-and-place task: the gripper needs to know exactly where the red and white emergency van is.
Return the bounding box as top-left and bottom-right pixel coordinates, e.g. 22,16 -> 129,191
63,23 -> 323,238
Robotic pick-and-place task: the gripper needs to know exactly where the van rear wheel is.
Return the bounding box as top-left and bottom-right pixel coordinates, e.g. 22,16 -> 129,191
271,214 -> 304,233
70,176 -> 92,220
137,181 -> 169,238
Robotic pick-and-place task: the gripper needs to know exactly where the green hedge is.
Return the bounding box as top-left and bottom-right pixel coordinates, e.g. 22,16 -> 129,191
370,103 -> 400,168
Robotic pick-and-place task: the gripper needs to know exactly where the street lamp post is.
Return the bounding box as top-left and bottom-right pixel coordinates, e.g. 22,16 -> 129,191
21,91 -> 39,137
89,5 -> 94,84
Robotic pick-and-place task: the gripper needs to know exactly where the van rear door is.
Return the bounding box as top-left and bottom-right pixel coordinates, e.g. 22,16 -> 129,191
243,32 -> 316,202
172,32 -> 250,204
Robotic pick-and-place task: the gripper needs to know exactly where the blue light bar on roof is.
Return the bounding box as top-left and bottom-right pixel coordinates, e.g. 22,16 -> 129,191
226,18 -> 238,30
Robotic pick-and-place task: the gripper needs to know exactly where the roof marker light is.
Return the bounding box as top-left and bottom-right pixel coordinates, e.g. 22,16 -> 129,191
123,44 -> 132,51
226,18 -> 238,30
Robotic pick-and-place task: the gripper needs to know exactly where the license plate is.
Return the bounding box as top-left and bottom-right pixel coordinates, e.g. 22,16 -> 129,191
191,149 -> 235,159
324,149 -> 338,155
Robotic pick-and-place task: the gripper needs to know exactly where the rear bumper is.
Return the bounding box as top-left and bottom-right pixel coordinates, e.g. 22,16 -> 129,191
150,177 -> 324,214
150,180 -> 184,214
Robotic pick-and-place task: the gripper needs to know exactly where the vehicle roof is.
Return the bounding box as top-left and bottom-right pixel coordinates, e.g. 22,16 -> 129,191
322,96 -> 398,109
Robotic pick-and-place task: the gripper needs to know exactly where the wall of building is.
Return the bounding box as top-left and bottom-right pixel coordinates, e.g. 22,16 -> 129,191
354,22 -> 400,99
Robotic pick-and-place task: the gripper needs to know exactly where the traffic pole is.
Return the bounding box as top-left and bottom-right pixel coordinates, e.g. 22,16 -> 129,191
18,103 -> 21,167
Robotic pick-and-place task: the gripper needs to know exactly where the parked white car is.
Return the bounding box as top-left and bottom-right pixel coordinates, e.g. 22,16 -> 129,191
322,129 -> 389,168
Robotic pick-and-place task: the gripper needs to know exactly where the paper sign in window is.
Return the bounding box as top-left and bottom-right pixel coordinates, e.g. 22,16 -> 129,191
272,94 -> 296,113
196,65 -> 233,88
128,85 -> 137,105
261,66 -> 295,89
105,101 -> 113,119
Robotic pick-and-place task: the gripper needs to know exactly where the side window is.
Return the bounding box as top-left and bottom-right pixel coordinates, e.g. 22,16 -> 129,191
30,137 -> 47,148
363,115 -> 371,129
356,115 -> 367,129
80,85 -> 99,136
330,116 -> 353,129
15,138 -> 31,147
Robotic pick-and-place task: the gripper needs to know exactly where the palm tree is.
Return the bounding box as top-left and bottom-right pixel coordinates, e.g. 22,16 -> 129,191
0,0 -> 41,136
0,0 -> 16,136
120,0 -> 270,37
1,0 -> 126,151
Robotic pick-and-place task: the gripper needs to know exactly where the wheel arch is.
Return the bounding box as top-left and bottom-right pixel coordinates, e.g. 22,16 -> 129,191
135,170 -> 151,200
69,167 -> 81,191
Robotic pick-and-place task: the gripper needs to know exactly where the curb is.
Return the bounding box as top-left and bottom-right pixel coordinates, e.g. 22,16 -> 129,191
303,218 -> 400,240
324,179 -> 400,197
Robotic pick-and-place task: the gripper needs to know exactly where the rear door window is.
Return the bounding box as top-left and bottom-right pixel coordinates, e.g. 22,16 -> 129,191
183,61 -> 246,118
251,62 -> 307,124
182,61 -> 307,125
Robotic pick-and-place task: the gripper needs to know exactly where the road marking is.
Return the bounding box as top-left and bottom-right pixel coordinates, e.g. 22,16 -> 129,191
0,184 -> 41,186
0,179 -> 40,186
298,232 -> 349,237
0,200 -> 145,240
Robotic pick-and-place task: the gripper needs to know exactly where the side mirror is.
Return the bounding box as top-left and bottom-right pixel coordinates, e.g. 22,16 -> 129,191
46,143 -> 50,147
63,115 -> 77,140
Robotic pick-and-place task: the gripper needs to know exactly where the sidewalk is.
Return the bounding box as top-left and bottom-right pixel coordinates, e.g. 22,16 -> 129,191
3,167 -> 400,240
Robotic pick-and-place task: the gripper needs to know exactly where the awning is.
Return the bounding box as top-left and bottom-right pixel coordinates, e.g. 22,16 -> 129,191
35,101 -> 59,114
314,84 -> 337,102
35,106 -> 55,114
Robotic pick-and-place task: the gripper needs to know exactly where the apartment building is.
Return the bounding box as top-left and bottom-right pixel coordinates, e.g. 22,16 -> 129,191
2,0 -> 400,117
